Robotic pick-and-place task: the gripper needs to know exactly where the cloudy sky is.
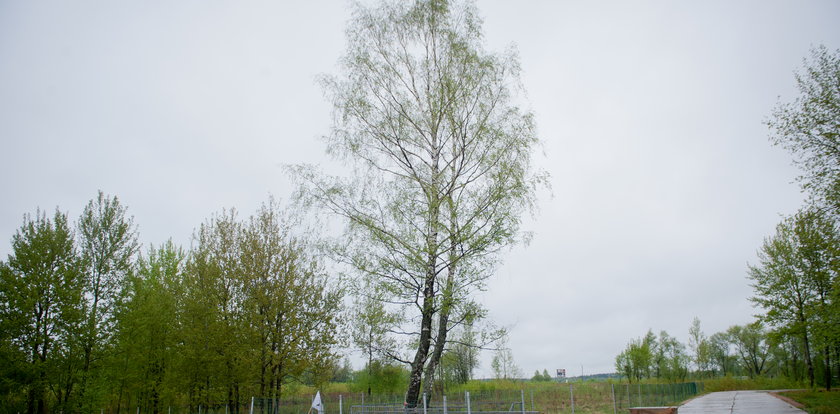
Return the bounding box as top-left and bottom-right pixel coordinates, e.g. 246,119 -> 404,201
2,1 -> 839,378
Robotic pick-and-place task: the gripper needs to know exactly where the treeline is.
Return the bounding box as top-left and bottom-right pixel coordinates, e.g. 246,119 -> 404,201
615,45 -> 840,391
614,318 -> 833,385
0,193 -> 342,414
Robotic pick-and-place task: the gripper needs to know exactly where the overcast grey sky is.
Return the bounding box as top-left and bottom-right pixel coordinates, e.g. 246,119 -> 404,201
2,1 -> 839,378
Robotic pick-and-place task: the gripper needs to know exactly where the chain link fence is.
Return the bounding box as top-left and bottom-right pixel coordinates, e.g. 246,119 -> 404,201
102,382 -> 703,414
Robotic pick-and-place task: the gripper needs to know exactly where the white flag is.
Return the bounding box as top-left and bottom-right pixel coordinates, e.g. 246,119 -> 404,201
311,391 -> 324,414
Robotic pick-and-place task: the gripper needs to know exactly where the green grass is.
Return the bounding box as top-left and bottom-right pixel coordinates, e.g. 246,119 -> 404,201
701,375 -> 805,392
275,380 -> 704,414
779,389 -> 840,414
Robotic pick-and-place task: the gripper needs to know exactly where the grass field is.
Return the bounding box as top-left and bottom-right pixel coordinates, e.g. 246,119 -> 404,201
260,378 -> 825,414
778,389 -> 840,414
700,376 -> 805,392
272,380 -> 703,414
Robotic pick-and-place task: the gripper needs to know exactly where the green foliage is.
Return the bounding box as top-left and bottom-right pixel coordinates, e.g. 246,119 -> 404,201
688,317 -> 713,376
768,45 -> 840,214
491,335 -> 521,380
758,44 -> 840,393
439,324 -> 480,387
707,331 -> 738,377
726,322 -> 774,379
330,358 -> 354,384
654,331 -> 689,382
749,210 -> 840,388
615,330 -> 654,383
0,209 -> 84,414
76,191 -> 139,411
348,362 -> 409,395
779,389 -> 840,414
531,369 -> 552,382
111,240 -> 184,412
702,375 -> 805,392
0,195 -> 344,412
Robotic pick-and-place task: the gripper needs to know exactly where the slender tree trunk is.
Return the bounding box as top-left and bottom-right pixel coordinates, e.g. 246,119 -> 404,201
260,327 -> 268,397
422,269 -> 454,399
406,272 -> 436,408
81,272 -> 102,407
422,195 -> 458,399
406,141 -> 442,408
835,345 -> 840,390
801,318 -> 815,388
823,347 -> 831,391
367,333 -> 373,396
37,368 -> 47,414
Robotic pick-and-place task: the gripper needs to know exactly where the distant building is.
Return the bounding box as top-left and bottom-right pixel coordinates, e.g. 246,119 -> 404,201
556,369 -> 566,378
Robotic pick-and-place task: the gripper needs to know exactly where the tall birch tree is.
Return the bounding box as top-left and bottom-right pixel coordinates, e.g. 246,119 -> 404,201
296,0 -> 544,405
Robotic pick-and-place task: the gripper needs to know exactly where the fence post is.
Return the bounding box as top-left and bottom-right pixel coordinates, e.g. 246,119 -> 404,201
443,395 -> 448,414
611,384 -> 617,414
340,395 -> 343,414
529,390 -> 534,412
466,391 -> 471,414
520,390 -> 525,414
250,396 -> 254,414
423,393 -> 427,414
637,384 -> 642,407
626,384 -> 630,408
569,385 -> 574,414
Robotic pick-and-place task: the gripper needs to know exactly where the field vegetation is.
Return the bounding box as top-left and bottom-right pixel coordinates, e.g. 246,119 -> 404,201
779,389 -> 840,414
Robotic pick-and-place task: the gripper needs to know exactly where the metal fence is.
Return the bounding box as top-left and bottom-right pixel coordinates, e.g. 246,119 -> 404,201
102,382 -> 703,414
249,391 -> 538,414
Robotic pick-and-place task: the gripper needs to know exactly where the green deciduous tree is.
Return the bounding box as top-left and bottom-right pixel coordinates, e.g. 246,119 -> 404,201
654,331 -> 689,382
707,331 -> 736,377
615,331 -> 654,383
351,289 -> 398,395
239,200 -> 342,402
112,240 -> 184,414
616,329 -> 690,383
491,334 -> 521,381
1,196 -> 344,412
440,323 -> 479,386
768,45 -> 840,214
688,317 -> 712,376
727,322 -> 772,379
749,210 -> 840,388
490,348 -> 520,381
350,362 -> 409,395
0,209 -> 83,414
76,191 -> 139,411
296,0 -> 544,405
530,369 -> 551,382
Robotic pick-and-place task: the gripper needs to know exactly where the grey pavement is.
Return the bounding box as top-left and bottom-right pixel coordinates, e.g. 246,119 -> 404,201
679,390 -> 805,413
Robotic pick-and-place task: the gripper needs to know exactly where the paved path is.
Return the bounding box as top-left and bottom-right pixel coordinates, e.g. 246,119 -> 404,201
679,390 -> 804,413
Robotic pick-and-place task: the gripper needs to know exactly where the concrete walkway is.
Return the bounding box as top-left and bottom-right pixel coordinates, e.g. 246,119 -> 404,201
679,390 -> 804,413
